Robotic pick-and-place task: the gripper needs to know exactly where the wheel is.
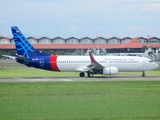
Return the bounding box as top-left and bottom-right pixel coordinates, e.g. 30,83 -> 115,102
87,71 -> 93,77
142,71 -> 146,77
79,72 -> 85,77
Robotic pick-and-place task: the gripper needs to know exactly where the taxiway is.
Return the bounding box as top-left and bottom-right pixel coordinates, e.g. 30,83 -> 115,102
0,76 -> 160,82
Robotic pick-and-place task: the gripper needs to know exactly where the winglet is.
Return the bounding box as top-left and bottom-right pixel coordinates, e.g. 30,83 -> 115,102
89,52 -> 97,63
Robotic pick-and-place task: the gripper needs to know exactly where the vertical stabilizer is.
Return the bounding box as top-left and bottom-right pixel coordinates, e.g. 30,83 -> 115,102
11,26 -> 47,58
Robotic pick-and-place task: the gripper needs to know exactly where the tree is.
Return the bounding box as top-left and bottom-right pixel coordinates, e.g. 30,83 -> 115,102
142,45 -> 148,51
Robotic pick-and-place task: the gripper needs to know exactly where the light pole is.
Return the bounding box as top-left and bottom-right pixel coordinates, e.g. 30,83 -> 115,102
81,37 -> 83,55
96,31 -> 99,55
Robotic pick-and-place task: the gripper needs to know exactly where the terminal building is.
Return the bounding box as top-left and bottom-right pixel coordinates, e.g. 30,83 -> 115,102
0,36 -> 160,60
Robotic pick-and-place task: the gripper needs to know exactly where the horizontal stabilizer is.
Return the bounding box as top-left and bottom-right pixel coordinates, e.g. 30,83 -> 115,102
2,55 -> 16,60
2,55 -> 31,61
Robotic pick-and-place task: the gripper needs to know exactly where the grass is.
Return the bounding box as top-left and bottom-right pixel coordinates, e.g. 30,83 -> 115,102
0,81 -> 160,120
0,60 -> 160,119
0,67 -> 79,77
0,67 -> 160,77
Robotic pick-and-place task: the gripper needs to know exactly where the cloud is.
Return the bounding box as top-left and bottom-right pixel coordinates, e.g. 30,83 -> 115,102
142,3 -> 160,12
1,0 -> 160,38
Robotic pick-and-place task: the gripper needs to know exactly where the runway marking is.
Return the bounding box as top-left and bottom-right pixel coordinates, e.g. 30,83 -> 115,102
28,79 -> 72,82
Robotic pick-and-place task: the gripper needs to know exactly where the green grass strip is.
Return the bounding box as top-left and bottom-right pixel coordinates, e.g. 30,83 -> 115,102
0,81 -> 160,120
0,67 -> 160,77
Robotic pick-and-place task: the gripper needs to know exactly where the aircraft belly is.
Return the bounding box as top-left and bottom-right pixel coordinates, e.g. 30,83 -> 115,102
57,64 -> 82,72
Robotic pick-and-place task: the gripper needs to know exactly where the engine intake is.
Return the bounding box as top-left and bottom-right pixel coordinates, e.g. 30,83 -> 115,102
103,67 -> 119,75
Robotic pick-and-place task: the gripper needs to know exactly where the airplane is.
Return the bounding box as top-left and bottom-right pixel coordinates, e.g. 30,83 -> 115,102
3,26 -> 159,77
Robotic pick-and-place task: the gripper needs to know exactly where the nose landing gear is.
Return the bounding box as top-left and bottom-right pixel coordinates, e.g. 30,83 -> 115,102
142,71 -> 146,77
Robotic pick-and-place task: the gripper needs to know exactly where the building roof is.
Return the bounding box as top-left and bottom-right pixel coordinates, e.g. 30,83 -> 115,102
66,37 -> 79,40
39,36 -> 52,40
93,37 -> 106,40
0,36 -> 11,40
121,37 -> 131,40
27,36 -> 38,40
135,36 -> 148,40
123,38 -> 145,48
107,37 -> 120,40
0,44 -> 15,49
148,37 -> 160,40
52,37 -> 65,40
0,38 -> 160,49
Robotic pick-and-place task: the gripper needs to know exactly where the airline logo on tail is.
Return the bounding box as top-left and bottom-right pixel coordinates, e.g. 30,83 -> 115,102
11,26 -> 36,58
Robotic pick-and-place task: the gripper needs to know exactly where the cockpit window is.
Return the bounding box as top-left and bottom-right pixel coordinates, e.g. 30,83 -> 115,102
149,60 -> 153,63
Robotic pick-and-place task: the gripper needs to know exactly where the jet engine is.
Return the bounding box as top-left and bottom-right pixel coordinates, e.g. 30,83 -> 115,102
102,67 -> 119,75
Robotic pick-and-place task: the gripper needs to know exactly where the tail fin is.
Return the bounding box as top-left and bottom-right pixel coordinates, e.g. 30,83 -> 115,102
11,26 -> 48,58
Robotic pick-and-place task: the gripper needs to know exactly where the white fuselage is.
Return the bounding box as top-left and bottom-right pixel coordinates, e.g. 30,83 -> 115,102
54,55 -> 158,72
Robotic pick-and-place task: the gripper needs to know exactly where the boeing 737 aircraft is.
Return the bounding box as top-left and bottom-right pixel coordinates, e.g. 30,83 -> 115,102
3,26 -> 159,77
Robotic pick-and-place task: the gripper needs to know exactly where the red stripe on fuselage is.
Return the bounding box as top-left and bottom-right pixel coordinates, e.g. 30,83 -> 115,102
50,55 -> 60,71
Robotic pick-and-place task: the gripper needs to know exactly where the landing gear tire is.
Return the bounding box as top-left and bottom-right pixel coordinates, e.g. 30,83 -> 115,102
87,71 -> 93,77
142,71 -> 146,77
79,72 -> 85,77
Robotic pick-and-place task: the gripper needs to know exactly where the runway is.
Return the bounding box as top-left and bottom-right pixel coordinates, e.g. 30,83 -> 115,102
0,76 -> 160,82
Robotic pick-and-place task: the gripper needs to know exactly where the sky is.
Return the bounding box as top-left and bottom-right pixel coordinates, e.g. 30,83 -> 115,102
1,0 -> 160,39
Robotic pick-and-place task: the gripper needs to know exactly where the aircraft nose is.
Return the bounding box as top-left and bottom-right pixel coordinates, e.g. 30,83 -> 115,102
154,62 -> 159,69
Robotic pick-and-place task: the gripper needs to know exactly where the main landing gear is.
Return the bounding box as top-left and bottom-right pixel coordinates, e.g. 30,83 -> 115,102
87,71 -> 93,77
79,71 -> 93,77
142,71 -> 146,77
79,72 -> 85,77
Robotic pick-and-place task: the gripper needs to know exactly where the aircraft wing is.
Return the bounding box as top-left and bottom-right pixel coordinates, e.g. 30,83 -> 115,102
75,52 -> 104,72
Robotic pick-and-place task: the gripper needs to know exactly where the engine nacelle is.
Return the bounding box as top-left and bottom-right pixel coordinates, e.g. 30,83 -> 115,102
102,67 -> 119,75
